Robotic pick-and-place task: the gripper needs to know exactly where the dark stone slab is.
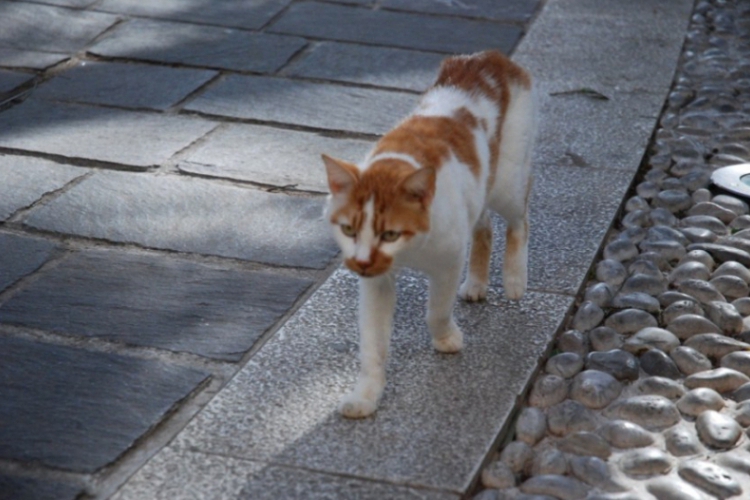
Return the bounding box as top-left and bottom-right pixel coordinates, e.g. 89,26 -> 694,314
31,0 -> 99,6
95,0 -> 292,30
269,2 -> 523,54
0,250 -> 312,360
0,232 -> 57,292
381,0 -> 542,22
36,61 -> 217,110
0,100 -> 216,169
0,335 -> 209,472
0,69 -> 33,94
0,3 -> 118,53
88,18 -> 306,73
184,74 -> 417,135
0,154 -> 87,221
285,42 -> 444,92
0,48 -> 68,70
23,171 -> 338,268
178,123 -> 373,192
0,474 -> 83,500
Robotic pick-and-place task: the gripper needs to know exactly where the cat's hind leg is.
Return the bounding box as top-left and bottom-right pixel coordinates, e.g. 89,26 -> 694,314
340,273 -> 396,418
459,210 -> 492,302
427,253 -> 465,353
503,212 -> 529,300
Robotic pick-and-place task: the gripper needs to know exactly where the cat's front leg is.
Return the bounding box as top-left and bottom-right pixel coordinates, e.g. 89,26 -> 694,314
427,260 -> 464,353
340,272 -> 396,418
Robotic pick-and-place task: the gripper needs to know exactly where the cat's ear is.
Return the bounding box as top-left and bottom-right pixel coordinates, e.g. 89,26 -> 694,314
400,167 -> 436,207
322,154 -> 360,195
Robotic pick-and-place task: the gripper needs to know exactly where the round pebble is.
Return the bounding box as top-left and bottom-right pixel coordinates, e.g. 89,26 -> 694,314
558,431 -> 611,459
589,327 -> 624,351
530,447 -> 568,476
732,401 -> 750,427
659,291 -> 701,307
572,301 -> 604,331
678,248 -> 717,269
661,299 -> 704,325
667,314 -> 721,339
681,226 -> 718,243
547,400 -> 599,436
655,189 -> 692,213
688,201 -> 737,223
545,352 -> 584,379
500,440 -> 533,474
647,477 -> 710,500
696,410 -> 743,449
520,475 -> 590,500
680,215 -> 729,236
596,259 -> 627,286
605,309 -> 658,334
732,296 -> 750,315
720,351 -> 750,377
620,273 -> 667,296
671,345 -> 713,375
585,282 -> 615,308
597,420 -> 654,449
668,261 -> 711,285
604,239 -> 639,262
569,456 -> 626,492
713,194 -> 749,216
623,327 -> 680,355
515,406 -> 547,446
677,278 -> 727,305
713,261 -> 750,283
557,330 -> 589,356
570,370 -> 622,409
676,387 -> 726,416
684,367 -> 750,393
678,460 -> 742,498
634,376 -> 686,399
529,374 -> 569,408
710,275 -> 750,301
482,460 -> 516,489
585,350 -> 639,381
619,448 -> 673,477
640,349 -> 682,379
704,300 -> 744,334
665,425 -> 704,456
685,334 -> 750,359
603,395 -> 680,430
611,292 -> 661,313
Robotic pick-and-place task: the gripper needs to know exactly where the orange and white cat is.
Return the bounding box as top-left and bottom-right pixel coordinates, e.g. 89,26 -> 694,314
323,50 -> 537,418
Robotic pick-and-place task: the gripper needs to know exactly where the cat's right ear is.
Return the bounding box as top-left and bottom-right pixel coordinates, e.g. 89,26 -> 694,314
322,154 -> 360,195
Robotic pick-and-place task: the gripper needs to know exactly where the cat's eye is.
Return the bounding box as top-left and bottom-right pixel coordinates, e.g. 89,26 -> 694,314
381,230 -> 401,242
340,224 -> 356,237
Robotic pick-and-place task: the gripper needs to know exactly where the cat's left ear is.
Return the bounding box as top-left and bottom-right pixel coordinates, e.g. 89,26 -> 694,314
400,167 -> 436,208
322,154 -> 360,195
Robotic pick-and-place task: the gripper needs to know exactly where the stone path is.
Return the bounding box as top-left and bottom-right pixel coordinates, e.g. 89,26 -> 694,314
0,0 -> 694,499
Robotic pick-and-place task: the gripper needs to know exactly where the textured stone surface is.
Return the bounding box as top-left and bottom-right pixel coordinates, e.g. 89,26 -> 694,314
678,460 -> 742,499
380,0 -> 541,22
519,475 -> 589,500
185,74 -> 417,135
0,475 -> 83,500
23,171 -> 338,268
0,336 -> 208,472
36,61 -> 217,110
684,368 -> 750,393
179,124 -> 373,193
161,271 -> 570,491
0,69 -> 32,93
0,2 -> 117,53
0,48 -> 68,69
285,42 -> 444,92
623,327 -> 680,355
0,154 -> 87,221
0,250 -> 311,361
604,395 -> 680,430
547,400 -> 599,437
0,100 -> 216,168
558,431 -> 611,459
89,19 -> 305,73
664,425 -> 704,457
515,407 -> 547,446
269,2 -> 523,54
569,370 -> 622,409
0,232 -> 57,292
95,0 -> 292,30
695,411 -> 742,449
619,448 -> 673,477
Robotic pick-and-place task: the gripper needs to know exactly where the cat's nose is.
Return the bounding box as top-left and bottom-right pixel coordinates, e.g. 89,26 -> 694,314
355,258 -> 372,270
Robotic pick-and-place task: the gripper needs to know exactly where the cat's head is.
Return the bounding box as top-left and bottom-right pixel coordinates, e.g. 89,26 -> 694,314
322,154 -> 436,277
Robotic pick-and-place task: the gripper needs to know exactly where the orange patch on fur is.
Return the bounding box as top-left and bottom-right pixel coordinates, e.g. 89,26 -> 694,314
344,249 -> 393,277
469,224 -> 493,282
505,220 -> 528,265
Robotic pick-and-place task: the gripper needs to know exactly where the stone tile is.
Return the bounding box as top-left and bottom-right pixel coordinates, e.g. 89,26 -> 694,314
0,232 -> 57,292
170,269 -> 570,491
22,171 -> 338,269
28,0 -> 99,6
0,69 -> 33,93
35,61 -> 217,110
185,75 -> 417,135
88,18 -> 306,73
0,48 -> 68,70
113,445 -> 458,500
269,2 -> 523,54
0,3 -> 118,53
0,335 -> 209,472
0,249 -> 312,360
0,100 -> 216,168
285,42 -> 443,92
179,124 -> 374,192
0,474 -> 83,500
0,154 -> 87,221
95,0 -> 292,30
381,0 -> 541,22
488,163 -> 635,295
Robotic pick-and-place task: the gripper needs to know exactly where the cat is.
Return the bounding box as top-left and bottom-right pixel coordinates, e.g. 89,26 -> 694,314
322,50 -> 537,418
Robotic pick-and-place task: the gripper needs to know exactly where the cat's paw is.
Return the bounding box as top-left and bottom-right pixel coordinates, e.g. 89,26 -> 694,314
339,392 -> 378,419
504,276 -> 526,300
432,327 -> 464,353
459,279 -> 487,302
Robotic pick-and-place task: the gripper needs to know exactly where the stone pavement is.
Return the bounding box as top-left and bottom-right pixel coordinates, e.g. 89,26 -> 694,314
0,0 -> 692,499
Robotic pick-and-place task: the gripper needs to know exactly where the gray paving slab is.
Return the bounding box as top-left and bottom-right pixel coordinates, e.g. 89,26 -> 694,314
0,48 -> 68,69
22,171 -> 338,268
0,474 -> 83,500
0,2 -> 118,53
0,154 -> 87,221
113,445 -> 458,500
0,249 -> 313,360
184,75 -> 417,135
161,270 -> 569,492
0,100 -> 216,168
94,0 -> 292,30
179,124 -> 374,192
285,42 -> 444,92
88,18 -> 306,73
0,335 -> 209,473
0,232 -> 57,292
35,61 -> 217,110
0,69 -> 33,93
268,1 -> 523,54
28,0 -> 99,7
381,0 -> 541,22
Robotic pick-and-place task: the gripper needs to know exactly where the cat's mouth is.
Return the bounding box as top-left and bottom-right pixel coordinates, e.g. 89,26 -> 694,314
344,255 -> 392,277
